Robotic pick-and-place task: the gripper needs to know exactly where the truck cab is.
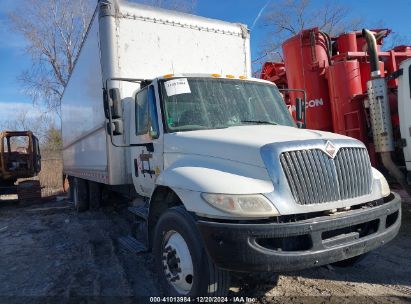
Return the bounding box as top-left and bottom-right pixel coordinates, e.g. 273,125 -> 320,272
62,1 -> 401,296
0,131 -> 41,186
106,73 -> 401,295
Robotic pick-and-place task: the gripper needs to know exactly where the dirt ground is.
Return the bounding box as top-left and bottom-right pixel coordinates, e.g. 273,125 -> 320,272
0,191 -> 410,303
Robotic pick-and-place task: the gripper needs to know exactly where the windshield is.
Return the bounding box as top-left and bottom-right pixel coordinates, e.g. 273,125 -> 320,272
160,77 -> 295,132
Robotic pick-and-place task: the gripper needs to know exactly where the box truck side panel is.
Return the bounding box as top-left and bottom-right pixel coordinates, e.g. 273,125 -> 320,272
62,16 -> 109,182
118,20 -> 249,79
63,2 -> 252,186
114,5 -> 251,97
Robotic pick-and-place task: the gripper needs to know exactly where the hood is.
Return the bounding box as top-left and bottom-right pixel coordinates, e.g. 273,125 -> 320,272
164,125 -> 353,167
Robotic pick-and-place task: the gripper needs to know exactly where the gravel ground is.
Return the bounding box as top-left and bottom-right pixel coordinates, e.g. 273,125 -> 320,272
0,192 -> 410,303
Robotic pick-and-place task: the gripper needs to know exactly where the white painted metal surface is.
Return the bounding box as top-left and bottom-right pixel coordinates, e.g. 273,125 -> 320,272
61,0 -> 389,219
163,125 -> 351,168
129,81 -> 164,197
62,0 -> 251,185
156,125 -> 388,218
61,15 -> 114,183
398,59 -> 411,171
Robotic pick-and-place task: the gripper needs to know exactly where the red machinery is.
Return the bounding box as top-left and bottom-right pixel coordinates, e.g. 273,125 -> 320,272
261,28 -> 411,170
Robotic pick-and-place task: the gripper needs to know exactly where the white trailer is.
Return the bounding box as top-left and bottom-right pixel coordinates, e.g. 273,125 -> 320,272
62,0 -> 401,297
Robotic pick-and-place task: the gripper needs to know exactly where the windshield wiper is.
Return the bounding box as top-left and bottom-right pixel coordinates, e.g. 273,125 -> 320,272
240,120 -> 278,125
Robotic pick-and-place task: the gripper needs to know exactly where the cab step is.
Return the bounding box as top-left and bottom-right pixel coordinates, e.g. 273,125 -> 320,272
128,206 -> 148,220
118,235 -> 147,254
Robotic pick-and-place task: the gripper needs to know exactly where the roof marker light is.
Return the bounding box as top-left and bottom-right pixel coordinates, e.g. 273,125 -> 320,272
211,74 -> 221,77
226,75 -> 235,78
163,74 -> 174,78
239,76 -> 247,80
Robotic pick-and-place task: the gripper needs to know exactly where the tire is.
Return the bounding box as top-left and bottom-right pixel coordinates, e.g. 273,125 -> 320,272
72,177 -> 89,212
88,181 -> 102,210
153,206 -> 230,296
67,176 -> 74,201
331,253 -> 368,267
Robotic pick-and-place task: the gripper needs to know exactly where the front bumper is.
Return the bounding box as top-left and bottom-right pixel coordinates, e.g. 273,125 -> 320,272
197,193 -> 401,272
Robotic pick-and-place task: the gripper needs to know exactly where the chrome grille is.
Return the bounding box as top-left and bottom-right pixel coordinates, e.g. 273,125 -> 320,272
280,147 -> 372,205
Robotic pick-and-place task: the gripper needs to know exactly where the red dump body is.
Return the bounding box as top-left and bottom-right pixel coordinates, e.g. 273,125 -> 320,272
261,27 -> 411,165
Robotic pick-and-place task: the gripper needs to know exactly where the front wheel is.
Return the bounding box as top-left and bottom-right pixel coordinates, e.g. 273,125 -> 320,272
153,206 -> 230,296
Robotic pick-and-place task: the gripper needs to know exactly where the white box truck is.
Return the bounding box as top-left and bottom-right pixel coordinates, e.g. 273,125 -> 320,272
62,0 -> 401,297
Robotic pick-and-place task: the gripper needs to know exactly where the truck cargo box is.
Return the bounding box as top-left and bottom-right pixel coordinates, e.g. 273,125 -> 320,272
62,0 -> 251,185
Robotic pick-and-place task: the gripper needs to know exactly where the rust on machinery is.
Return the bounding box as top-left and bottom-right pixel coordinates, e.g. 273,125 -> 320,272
0,130 -> 42,202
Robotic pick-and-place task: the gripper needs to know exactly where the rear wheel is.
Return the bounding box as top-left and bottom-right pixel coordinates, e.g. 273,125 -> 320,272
153,206 -> 230,296
67,176 -> 74,201
88,181 -> 102,210
72,177 -> 89,212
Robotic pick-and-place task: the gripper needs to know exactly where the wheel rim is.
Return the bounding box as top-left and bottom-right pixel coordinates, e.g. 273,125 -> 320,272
162,230 -> 194,295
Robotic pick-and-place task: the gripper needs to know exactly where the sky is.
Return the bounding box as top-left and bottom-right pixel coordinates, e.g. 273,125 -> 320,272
1,0 -> 411,126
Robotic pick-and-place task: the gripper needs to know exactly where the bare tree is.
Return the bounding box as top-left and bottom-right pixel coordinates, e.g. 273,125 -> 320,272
382,32 -> 411,51
9,0 -> 94,118
370,20 -> 411,51
9,0 -> 196,119
1,108 -> 64,150
1,110 -> 53,144
258,0 -> 362,63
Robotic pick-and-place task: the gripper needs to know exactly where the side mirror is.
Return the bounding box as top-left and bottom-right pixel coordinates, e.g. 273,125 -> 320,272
106,119 -> 124,136
103,88 -> 122,119
295,97 -> 306,128
296,97 -> 303,121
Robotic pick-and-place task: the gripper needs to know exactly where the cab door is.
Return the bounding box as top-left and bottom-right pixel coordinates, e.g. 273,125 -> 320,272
130,84 -> 163,197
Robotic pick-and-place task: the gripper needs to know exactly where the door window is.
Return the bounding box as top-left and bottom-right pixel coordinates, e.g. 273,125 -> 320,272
135,85 -> 160,138
136,88 -> 149,135
148,85 -> 160,139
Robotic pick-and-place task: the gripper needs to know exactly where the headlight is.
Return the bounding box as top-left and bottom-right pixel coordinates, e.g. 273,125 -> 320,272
372,168 -> 390,197
201,193 -> 278,216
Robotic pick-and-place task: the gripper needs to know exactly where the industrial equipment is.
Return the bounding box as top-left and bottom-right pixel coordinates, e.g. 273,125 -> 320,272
261,28 -> 411,191
0,131 -> 41,202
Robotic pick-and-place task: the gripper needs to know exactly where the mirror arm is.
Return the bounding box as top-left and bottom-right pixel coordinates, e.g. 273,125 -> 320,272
104,77 -> 152,149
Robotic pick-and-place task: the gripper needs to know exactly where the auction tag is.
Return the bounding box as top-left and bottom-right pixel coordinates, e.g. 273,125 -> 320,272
164,78 -> 191,97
